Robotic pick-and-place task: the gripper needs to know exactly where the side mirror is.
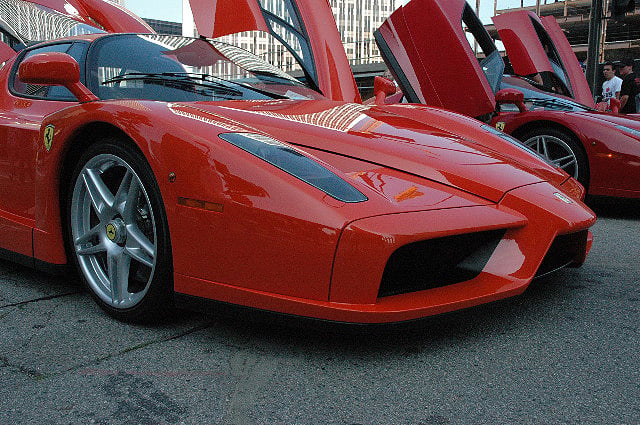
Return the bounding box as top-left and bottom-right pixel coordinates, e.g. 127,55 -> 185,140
19,52 -> 97,102
374,76 -> 398,105
495,88 -> 528,113
609,97 -> 620,114
595,98 -> 621,114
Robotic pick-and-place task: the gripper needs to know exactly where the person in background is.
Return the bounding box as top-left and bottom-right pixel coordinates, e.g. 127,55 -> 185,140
601,61 -> 622,105
618,57 -> 639,114
382,69 -> 398,87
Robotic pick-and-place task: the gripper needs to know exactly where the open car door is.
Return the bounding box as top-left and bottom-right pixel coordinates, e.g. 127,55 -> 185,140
17,0 -> 153,33
492,10 -> 594,107
188,0 -> 360,103
374,0 -> 501,119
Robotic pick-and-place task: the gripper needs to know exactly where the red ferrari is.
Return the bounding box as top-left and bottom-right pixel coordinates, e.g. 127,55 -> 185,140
375,0 -> 640,199
0,0 -> 595,324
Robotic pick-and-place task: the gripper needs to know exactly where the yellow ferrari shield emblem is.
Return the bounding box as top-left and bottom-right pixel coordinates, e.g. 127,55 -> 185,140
495,122 -> 506,132
43,124 -> 55,152
106,223 -> 117,241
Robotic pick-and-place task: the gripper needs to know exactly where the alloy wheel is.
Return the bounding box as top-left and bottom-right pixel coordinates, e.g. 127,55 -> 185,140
70,153 -> 157,309
523,134 -> 579,179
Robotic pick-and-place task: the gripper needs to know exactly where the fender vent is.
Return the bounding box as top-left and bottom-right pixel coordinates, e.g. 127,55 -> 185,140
378,229 -> 505,298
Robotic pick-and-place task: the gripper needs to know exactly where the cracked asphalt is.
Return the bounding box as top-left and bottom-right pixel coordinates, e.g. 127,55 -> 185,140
1,197 -> 639,424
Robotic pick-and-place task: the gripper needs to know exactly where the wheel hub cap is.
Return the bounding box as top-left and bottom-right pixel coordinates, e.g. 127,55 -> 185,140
105,219 -> 126,244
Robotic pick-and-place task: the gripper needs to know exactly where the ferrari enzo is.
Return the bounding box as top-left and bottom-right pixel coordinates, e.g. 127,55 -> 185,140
375,0 -> 640,199
0,0 -> 595,324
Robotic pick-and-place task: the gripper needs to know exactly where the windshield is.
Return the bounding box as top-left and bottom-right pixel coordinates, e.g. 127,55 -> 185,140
88,34 -> 324,102
500,76 -> 594,112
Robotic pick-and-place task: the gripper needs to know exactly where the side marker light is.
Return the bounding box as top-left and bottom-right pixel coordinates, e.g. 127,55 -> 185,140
178,197 -> 224,212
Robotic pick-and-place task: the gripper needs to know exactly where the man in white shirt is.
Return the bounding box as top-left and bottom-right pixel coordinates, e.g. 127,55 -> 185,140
602,61 -> 622,105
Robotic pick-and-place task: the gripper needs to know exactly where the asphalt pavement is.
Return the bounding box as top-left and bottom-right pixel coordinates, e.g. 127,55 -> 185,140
1,197 -> 638,424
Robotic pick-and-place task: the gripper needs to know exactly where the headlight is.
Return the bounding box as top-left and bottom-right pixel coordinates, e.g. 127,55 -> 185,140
614,125 -> 640,139
219,133 -> 368,203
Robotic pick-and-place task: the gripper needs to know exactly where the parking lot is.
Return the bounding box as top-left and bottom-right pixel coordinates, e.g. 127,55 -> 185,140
1,198 -> 639,424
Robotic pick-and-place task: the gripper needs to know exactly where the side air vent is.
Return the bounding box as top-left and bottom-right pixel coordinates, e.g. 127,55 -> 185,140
378,229 -> 505,298
535,230 -> 588,278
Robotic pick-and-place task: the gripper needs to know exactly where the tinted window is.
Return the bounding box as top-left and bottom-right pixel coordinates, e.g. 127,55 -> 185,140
13,43 -> 84,100
88,34 -> 323,102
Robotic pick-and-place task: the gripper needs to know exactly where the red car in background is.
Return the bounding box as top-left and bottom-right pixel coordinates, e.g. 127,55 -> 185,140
375,0 -> 640,199
493,9 -> 639,117
0,0 -> 594,324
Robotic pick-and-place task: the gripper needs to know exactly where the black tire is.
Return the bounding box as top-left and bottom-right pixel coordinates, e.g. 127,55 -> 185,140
519,127 -> 589,190
66,138 -> 173,323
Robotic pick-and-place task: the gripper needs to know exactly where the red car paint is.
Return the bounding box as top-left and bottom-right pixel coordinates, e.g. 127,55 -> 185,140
0,1 -> 595,323
376,0 -> 640,199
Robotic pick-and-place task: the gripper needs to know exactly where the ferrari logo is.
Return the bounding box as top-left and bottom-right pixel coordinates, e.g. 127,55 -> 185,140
43,124 -> 55,152
495,122 -> 506,132
105,223 -> 117,241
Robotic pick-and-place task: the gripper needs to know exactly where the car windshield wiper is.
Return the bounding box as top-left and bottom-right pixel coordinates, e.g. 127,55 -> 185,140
172,72 -> 289,99
101,72 -> 244,98
104,72 -> 288,100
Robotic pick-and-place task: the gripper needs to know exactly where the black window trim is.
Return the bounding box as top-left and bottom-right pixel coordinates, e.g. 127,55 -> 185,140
8,40 -> 90,102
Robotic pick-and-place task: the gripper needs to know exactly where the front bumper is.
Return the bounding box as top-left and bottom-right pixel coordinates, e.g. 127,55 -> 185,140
174,181 -> 596,323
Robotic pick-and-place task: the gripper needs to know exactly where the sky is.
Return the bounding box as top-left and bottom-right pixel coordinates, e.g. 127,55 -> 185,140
124,0 -> 531,24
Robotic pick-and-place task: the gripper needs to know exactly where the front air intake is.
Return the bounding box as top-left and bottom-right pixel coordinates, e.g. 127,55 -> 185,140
378,229 -> 505,298
535,230 -> 588,277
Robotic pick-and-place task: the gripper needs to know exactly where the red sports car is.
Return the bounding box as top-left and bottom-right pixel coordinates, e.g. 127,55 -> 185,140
0,0 -> 595,324
375,0 -> 640,199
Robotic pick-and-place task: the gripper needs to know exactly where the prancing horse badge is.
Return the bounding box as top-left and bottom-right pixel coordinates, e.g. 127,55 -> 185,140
43,124 -> 55,152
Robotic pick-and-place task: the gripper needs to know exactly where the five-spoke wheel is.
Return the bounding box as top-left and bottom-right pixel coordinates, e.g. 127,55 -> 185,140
68,140 -> 172,322
520,127 -> 589,189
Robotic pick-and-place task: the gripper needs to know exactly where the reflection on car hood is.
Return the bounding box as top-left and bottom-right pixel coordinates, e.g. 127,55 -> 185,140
573,111 -> 640,128
167,100 -> 555,202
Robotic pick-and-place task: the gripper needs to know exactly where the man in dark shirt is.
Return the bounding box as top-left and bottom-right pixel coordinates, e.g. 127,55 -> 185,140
619,57 -> 639,114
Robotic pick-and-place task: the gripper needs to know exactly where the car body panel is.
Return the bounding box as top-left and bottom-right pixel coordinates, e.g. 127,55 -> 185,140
31,86 -> 594,322
376,0 -> 640,199
187,0 -> 360,103
177,178 -> 595,323
0,59 -> 77,258
73,0 -> 154,33
22,0 -> 153,33
491,109 -> 640,197
187,0 -> 269,38
0,5 -> 596,323
374,0 -> 496,118
540,16 -> 594,107
0,42 -> 15,64
492,11 -> 594,107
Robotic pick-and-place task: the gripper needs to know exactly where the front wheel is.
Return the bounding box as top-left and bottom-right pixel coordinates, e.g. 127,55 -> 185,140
67,140 -> 173,323
520,127 -> 589,190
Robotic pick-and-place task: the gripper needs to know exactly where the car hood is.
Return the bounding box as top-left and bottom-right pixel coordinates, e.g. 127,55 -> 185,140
492,11 -> 594,107
166,100 -> 560,203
